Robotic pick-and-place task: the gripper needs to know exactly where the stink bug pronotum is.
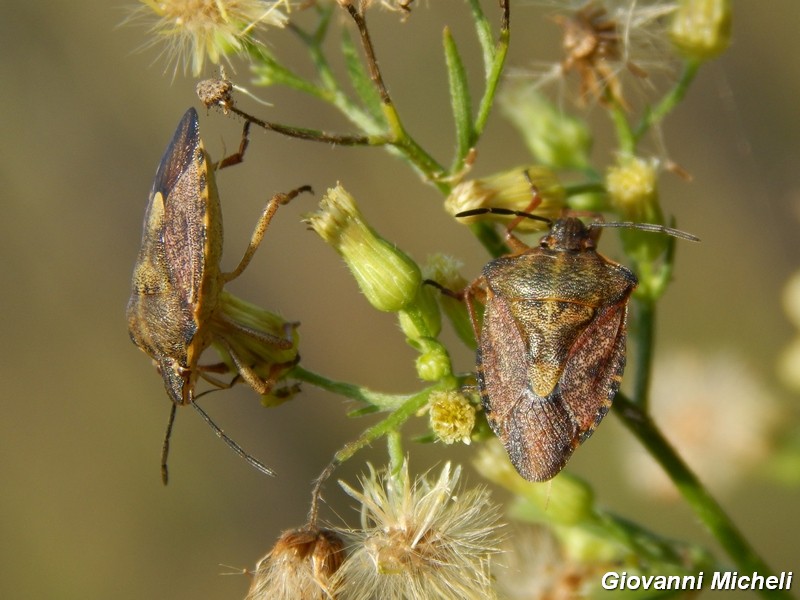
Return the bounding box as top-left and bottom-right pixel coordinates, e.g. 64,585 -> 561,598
127,107 -> 311,483
439,192 -> 698,482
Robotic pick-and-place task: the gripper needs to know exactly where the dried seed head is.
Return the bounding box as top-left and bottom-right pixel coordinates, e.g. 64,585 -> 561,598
527,1 -> 679,110
446,167 -> 565,232
334,463 -> 504,600
670,0 -> 731,61
306,185 -> 422,312
247,527 -> 346,600
197,74 -> 234,112
131,0 -> 288,77
555,2 -> 629,107
429,390 -> 476,445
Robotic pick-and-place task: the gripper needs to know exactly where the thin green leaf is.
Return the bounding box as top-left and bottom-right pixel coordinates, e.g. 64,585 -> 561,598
342,28 -> 385,125
466,0 -> 495,71
348,405 -> 380,418
443,27 -> 474,167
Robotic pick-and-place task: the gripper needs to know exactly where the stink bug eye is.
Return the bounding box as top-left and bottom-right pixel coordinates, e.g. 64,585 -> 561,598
451,204 -> 697,481
127,107 -> 311,484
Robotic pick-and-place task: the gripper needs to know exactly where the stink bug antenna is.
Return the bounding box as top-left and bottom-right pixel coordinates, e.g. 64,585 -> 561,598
591,221 -> 700,242
191,401 -> 277,478
455,207 -> 553,226
159,400 -> 276,486
161,403 -> 178,485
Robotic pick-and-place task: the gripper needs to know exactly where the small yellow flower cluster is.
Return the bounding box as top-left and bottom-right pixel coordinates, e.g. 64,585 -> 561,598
134,0 -> 288,76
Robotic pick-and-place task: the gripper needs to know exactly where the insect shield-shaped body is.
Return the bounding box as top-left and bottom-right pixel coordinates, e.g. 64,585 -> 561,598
127,108 -> 224,405
127,108 -> 307,483
474,217 -> 637,481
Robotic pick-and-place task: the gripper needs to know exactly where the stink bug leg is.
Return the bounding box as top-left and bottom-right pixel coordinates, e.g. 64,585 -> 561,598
222,185 -> 313,284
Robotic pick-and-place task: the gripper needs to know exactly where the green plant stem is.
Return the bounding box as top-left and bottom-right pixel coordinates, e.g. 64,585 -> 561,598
634,59 -> 701,143
614,394 -> 790,600
563,181 -> 607,198
609,99 -> 635,155
473,0 -> 509,136
290,365 -> 413,411
229,105 -> 385,146
631,297 -> 656,411
387,430 -> 404,477
333,388 -> 434,465
471,221 -> 509,258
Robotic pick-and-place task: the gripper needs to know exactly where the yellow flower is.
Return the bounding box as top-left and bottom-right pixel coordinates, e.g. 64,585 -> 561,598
428,390 -> 476,445
133,0 -> 288,76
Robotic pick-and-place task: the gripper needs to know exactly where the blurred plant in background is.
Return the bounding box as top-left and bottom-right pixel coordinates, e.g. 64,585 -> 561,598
126,0 -> 796,598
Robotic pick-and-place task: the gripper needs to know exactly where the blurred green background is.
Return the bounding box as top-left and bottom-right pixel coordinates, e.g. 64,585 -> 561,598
1,1 -> 798,598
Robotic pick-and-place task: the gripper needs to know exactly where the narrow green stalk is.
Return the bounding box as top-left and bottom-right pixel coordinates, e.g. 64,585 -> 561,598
466,0 -> 494,67
563,181 -> 607,198
387,430 -> 404,477
229,105 -> 385,146
474,30 -> 509,139
609,99 -> 636,155
333,388 -> 435,465
634,60 -> 701,142
290,365 -> 413,411
288,20 -> 385,135
614,394 -> 790,600
631,297 -> 656,411
470,221 -> 509,258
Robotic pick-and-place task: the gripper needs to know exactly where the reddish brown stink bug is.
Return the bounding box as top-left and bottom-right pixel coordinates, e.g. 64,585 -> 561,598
127,107 -> 310,483
453,199 -> 697,482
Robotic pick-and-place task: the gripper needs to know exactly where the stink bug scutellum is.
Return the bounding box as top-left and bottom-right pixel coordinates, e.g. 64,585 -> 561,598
446,194 -> 698,482
127,107 -> 310,483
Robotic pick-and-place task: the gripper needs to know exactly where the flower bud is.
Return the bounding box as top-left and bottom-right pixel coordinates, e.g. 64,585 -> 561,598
397,287 -> 442,341
414,341 -> 452,382
307,185 -> 422,312
423,254 -> 477,349
500,86 -> 592,169
429,390 -> 476,444
446,167 -> 565,232
212,290 -> 299,400
606,156 -> 671,297
670,0 -> 732,61
606,156 -> 660,223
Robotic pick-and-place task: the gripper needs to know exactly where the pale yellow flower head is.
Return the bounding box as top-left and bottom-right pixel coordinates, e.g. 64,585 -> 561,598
135,0 -> 288,76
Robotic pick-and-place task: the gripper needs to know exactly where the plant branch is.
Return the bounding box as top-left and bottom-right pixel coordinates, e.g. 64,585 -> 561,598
614,393 -> 790,599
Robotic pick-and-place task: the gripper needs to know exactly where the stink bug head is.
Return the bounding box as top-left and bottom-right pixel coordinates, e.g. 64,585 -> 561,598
540,216 -> 599,252
127,107 -> 223,406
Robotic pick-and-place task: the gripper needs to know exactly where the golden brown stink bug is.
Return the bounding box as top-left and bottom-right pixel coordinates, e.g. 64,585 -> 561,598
127,107 -> 310,483
444,195 -> 697,482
